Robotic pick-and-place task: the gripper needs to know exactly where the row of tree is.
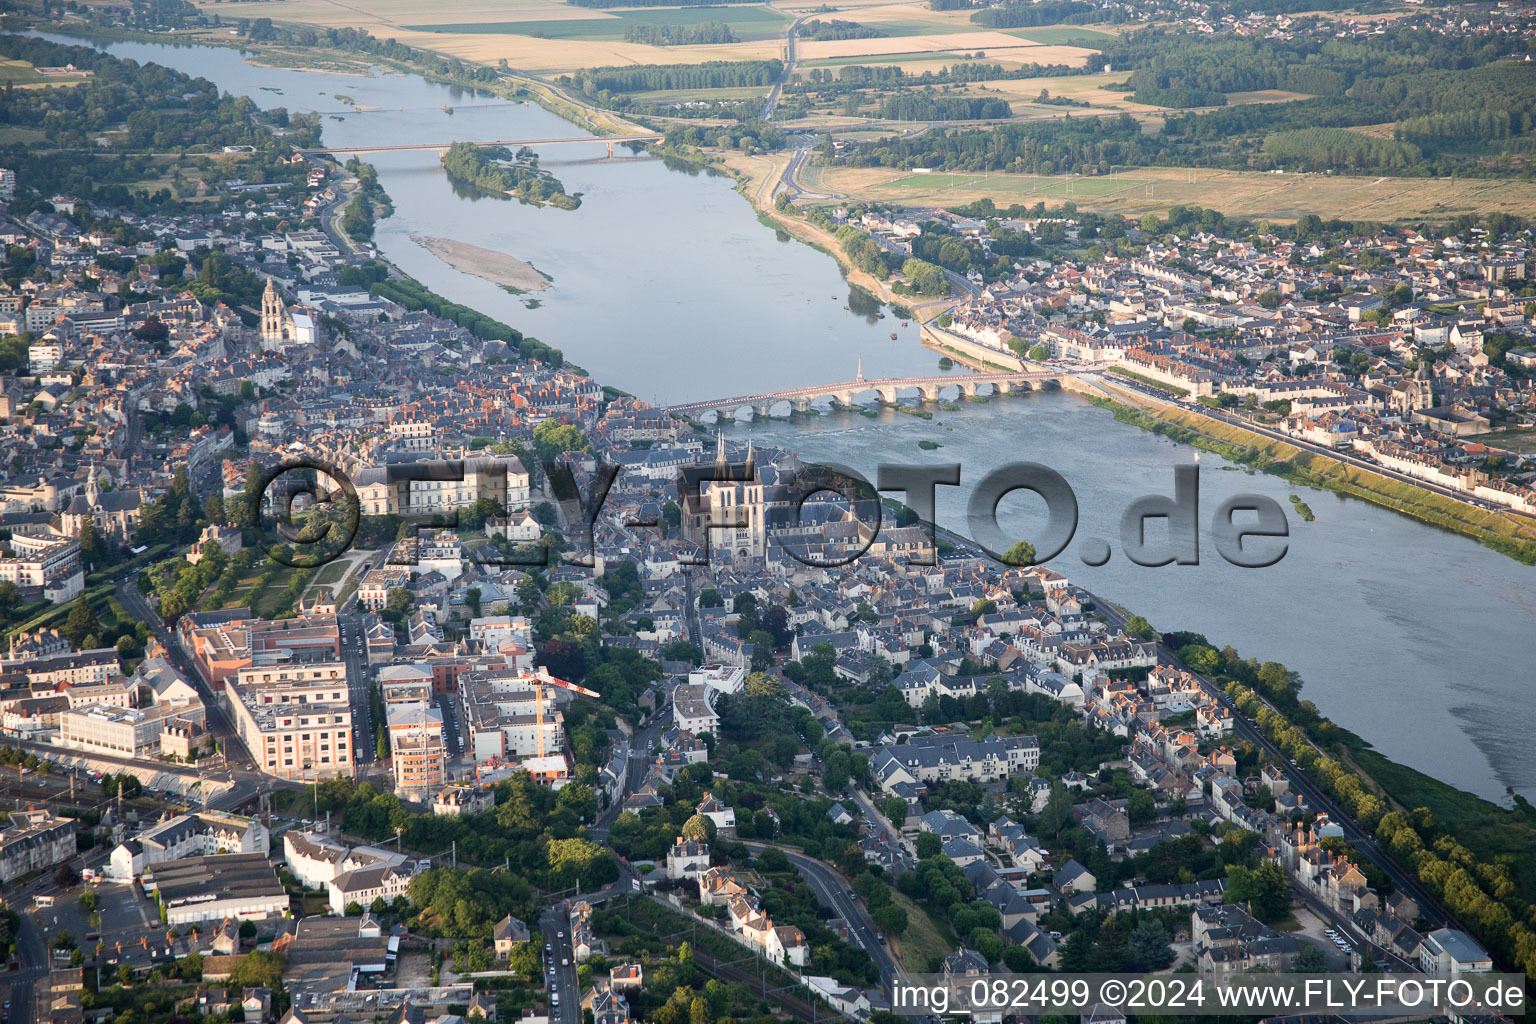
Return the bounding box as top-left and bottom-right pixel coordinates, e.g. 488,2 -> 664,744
623,21 -> 737,45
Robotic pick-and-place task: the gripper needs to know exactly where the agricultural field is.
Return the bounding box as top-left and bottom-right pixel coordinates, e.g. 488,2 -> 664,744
411,5 -> 790,41
797,33 -> 1095,65
808,163 -> 1536,223
871,169 -> 1149,197
202,0 -> 1109,75
642,85 -> 772,103
201,0 -> 782,73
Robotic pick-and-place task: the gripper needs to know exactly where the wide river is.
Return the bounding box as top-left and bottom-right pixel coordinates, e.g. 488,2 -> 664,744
49,33 -> 1536,801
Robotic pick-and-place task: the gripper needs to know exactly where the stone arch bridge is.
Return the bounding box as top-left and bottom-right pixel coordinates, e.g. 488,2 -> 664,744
665,369 -> 1071,422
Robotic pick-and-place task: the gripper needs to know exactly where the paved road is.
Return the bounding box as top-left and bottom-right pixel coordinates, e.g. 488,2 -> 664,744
760,2 -> 803,121
114,581 -> 255,769
336,611 -> 376,766
538,905 -> 579,1024
754,845 -> 907,986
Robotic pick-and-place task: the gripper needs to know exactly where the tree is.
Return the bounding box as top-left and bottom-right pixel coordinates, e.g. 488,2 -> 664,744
232,950 -> 286,989
1129,919 -> 1173,969
1037,779 -> 1073,840
62,595 -> 98,648
1127,788 -> 1157,824
681,813 -> 715,843
78,518 -> 104,569
884,797 -> 910,824
1026,344 -> 1050,361
1290,944 -> 1330,973
1123,614 -> 1154,639
1003,945 -> 1036,971
532,420 -> 590,463
914,831 -> 942,859
744,672 -> 784,698
1224,861 -> 1290,922
1002,540 -> 1035,566
507,940 -> 541,977
872,902 -> 908,935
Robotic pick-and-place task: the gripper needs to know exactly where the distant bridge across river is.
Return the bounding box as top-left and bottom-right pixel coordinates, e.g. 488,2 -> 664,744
298,133 -> 664,158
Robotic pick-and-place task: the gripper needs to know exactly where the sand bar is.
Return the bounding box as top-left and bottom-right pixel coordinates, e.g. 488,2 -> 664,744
413,235 -> 551,292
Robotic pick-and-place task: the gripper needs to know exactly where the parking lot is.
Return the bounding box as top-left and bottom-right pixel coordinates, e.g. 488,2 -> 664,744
35,880 -> 174,970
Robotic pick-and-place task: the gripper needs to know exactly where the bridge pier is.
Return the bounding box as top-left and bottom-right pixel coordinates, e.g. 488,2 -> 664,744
995,381 -> 1012,396
606,140 -> 614,159
713,406 -> 735,422
752,401 -> 774,420
959,381 -> 980,398
790,397 -> 814,415
876,387 -> 900,406
919,384 -> 943,402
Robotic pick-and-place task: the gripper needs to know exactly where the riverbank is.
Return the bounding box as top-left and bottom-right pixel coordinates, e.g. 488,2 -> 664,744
1224,669 -> 1536,976
411,236 -> 552,294
722,149 -> 910,309
1087,384 -> 1536,565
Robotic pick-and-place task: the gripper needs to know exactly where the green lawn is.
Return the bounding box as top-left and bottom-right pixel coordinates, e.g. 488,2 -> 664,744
411,6 -> 789,39
889,890 -> 958,973
311,560 -> 351,587
0,59 -> 50,86
217,563 -> 315,617
1006,26 -> 1113,45
1465,428 -> 1536,454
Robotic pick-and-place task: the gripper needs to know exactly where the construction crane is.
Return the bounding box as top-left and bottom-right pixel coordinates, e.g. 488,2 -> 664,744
531,666 -> 599,761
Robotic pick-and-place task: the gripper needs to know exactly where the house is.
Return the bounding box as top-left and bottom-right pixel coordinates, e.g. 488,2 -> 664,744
242,988 -> 273,1023
1054,859 -> 1096,894
1420,928 -> 1492,977
919,809 -> 980,843
494,914 -> 531,957
666,837 -> 710,880
696,793 -> 736,832
1082,798 -> 1130,845
941,838 -> 986,868
610,963 -> 643,994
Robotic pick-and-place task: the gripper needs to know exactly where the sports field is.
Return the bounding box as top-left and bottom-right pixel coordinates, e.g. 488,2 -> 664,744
813,164 -> 1536,223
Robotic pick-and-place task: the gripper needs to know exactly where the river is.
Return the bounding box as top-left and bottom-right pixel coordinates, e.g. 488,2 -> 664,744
41,32 -> 1536,802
